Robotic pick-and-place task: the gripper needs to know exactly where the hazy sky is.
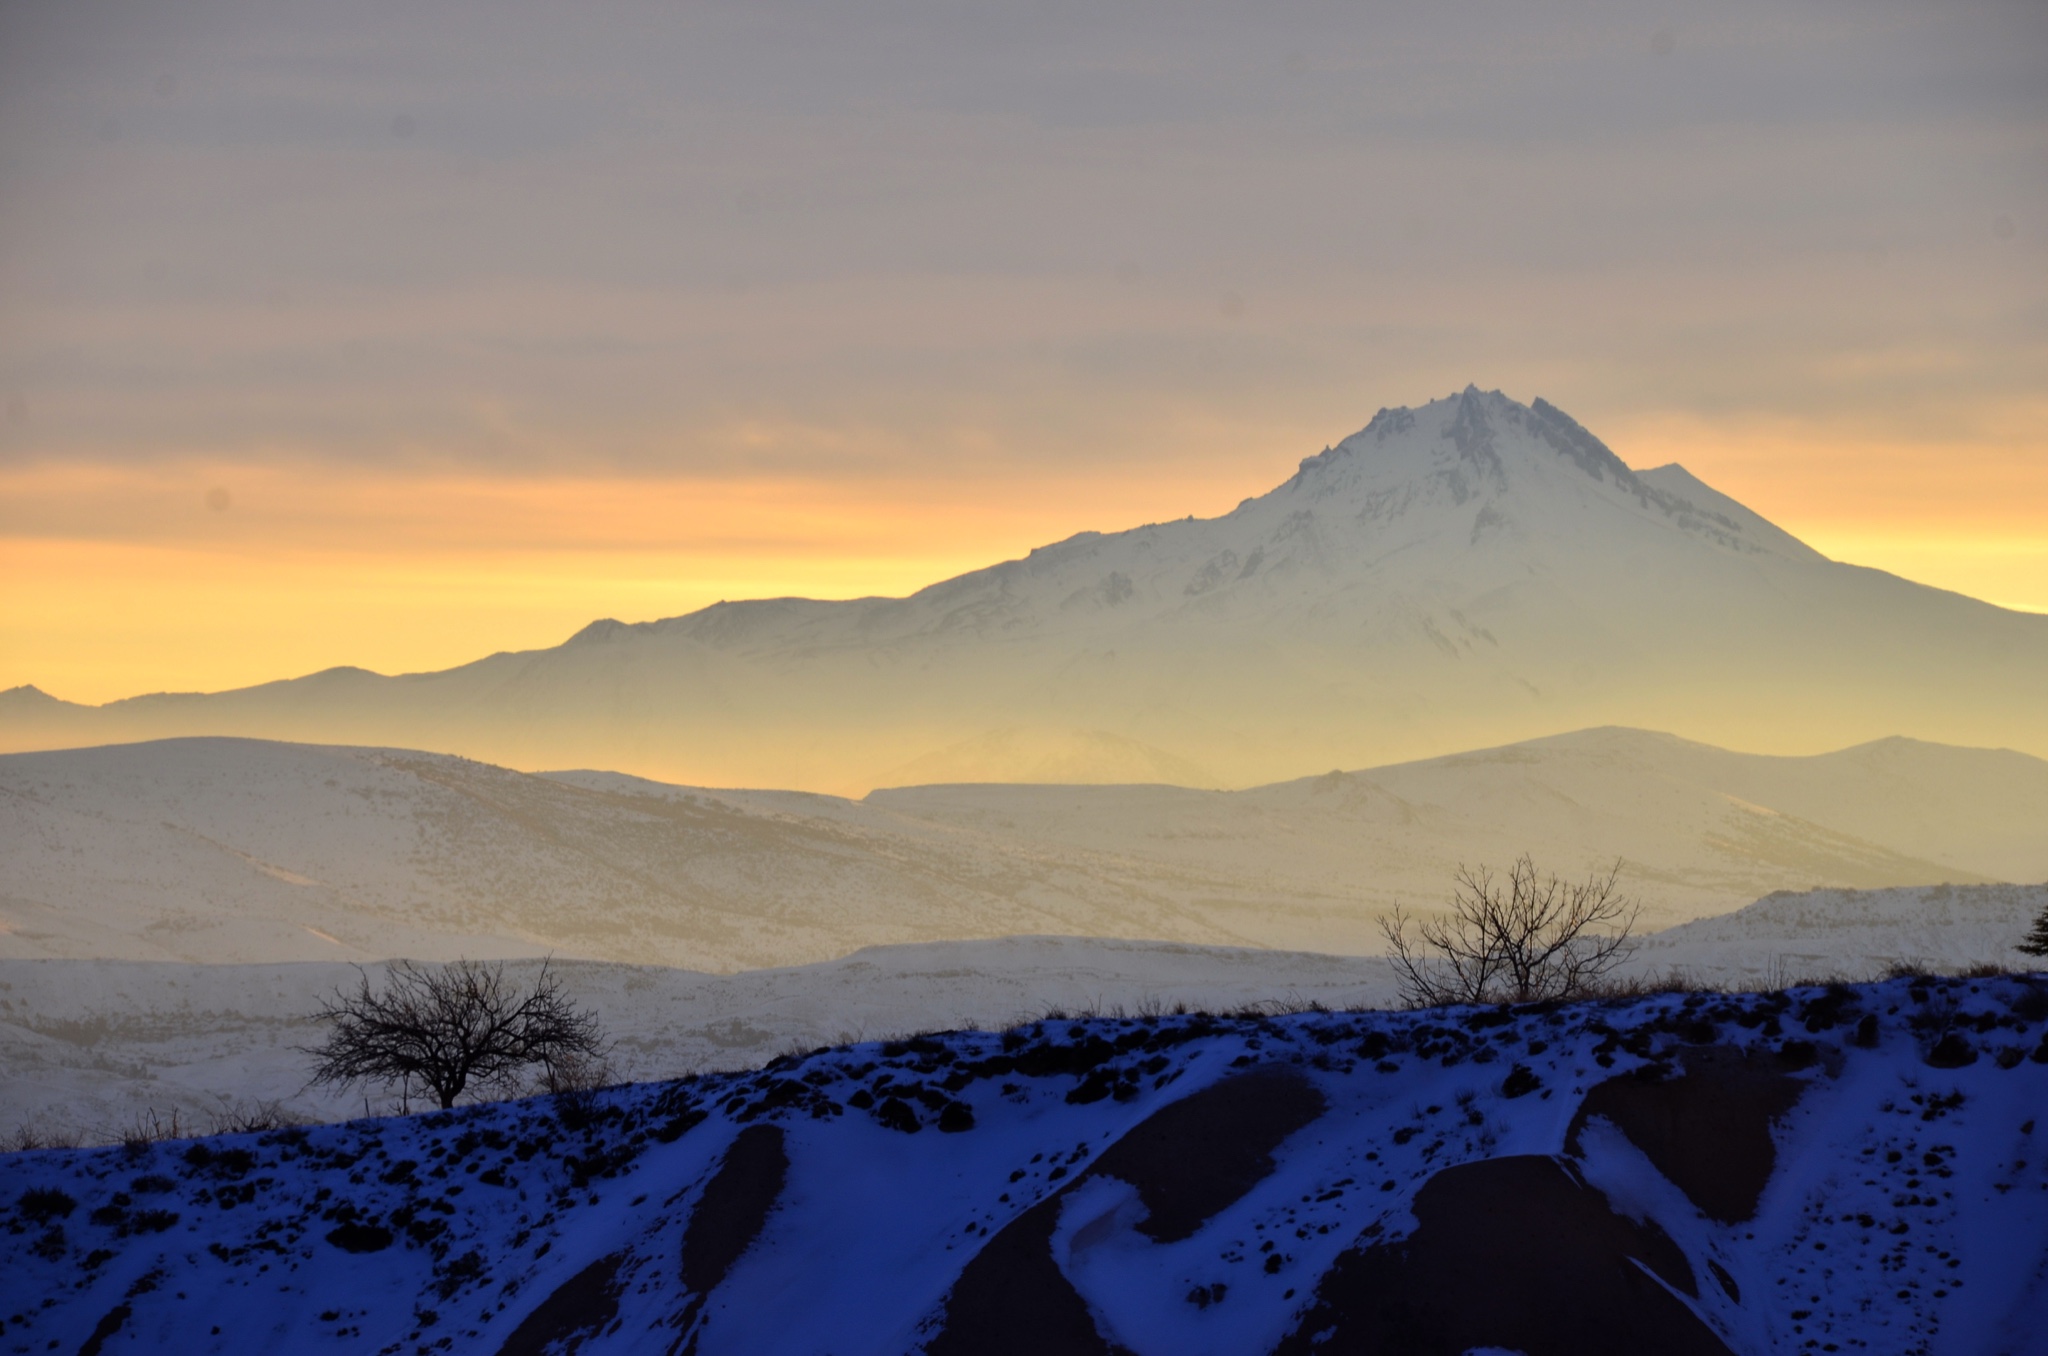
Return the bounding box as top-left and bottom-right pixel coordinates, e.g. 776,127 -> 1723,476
2,0 -> 2044,702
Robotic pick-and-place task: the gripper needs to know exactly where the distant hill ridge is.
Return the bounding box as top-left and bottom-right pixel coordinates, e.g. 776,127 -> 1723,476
5,726 -> 2044,969
6,386 -> 2045,790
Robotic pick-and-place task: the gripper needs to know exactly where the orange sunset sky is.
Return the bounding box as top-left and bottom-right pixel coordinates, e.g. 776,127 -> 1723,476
3,1 -> 2044,706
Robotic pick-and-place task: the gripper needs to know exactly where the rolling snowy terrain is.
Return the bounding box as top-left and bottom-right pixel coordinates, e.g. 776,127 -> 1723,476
8,388 -> 2046,791
6,730 -> 2043,973
5,883 -> 2042,1144
0,940 -> 1398,1140
3,975 -> 2044,1355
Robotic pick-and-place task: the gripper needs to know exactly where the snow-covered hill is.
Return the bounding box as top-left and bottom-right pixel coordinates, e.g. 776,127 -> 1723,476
8,388 -> 2046,791
1640,883 -> 2048,989
9,875 -> 2044,1146
5,730 -> 2041,970
3,976 -> 2044,1354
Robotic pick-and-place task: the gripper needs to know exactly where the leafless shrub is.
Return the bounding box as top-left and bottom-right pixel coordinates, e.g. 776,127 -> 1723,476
208,1098 -> 303,1136
118,1107 -> 186,1153
1579,967 -> 1704,1000
5,1124 -> 80,1154
2009,980 -> 2048,1023
1381,857 -> 1640,1007
304,959 -> 610,1111
535,1046 -> 617,1097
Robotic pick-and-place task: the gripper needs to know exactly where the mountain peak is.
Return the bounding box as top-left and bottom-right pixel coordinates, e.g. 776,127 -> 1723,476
9,386 -> 2037,794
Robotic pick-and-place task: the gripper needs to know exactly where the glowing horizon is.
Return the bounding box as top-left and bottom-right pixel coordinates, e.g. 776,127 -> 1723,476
7,409 -> 2044,707
2,2 -> 2043,706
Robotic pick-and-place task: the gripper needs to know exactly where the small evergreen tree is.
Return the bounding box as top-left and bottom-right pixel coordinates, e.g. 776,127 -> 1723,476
2018,903 -> 2048,960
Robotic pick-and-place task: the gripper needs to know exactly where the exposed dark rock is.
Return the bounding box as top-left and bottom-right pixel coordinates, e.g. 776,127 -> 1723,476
1567,1044 -> 1805,1223
922,1195 -> 1127,1356
495,1252 -> 624,1356
927,1066 -> 1322,1354
1277,1155 -> 1727,1356
1925,1032 -> 1978,1068
324,1221 -> 393,1253
1087,1065 -> 1325,1243
75,1303 -> 132,1356
681,1125 -> 788,1294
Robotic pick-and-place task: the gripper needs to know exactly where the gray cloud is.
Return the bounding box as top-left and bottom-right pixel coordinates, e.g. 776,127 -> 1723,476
0,0 -> 2042,474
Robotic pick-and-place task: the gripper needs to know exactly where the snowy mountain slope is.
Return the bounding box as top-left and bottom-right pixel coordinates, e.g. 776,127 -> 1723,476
2,976 -> 2044,1354
7,388 -> 2046,792
5,729 -> 2035,972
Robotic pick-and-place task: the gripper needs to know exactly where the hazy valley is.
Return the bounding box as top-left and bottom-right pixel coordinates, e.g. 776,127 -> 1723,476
5,723 -> 2044,973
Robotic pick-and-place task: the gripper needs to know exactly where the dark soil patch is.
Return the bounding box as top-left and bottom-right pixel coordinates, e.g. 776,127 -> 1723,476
324,1221 -> 394,1253
922,1196 -> 1128,1356
1086,1065 -> 1326,1242
681,1125 -> 788,1294
494,1253 -> 624,1356
926,1065 -> 1322,1353
1925,1031 -> 1978,1068
1567,1044 -> 1806,1223
75,1303 -> 132,1356
1276,1155 -> 1728,1356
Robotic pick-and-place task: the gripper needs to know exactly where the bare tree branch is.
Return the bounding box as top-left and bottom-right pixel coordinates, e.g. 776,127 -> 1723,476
1380,856 -> 1639,1007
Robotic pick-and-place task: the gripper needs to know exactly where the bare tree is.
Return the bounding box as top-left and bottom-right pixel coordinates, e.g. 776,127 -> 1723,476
304,960 -> 610,1110
1380,856 -> 1639,1007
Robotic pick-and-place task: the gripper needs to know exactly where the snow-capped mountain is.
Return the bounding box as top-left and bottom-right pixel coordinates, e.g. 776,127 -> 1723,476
3,976 -> 2043,1354
6,387 -> 2045,791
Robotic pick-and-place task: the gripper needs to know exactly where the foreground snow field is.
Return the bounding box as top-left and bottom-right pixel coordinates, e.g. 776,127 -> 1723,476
4,976 -> 2046,1355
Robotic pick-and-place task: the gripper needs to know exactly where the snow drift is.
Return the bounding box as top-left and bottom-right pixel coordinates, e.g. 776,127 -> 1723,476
3,975 -> 2044,1354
